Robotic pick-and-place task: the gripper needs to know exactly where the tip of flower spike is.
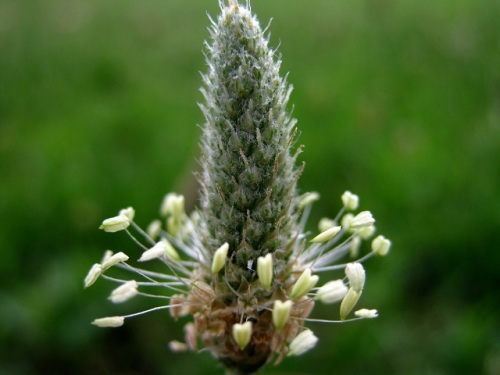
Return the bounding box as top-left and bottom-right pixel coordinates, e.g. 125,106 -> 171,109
91,316 -> 125,328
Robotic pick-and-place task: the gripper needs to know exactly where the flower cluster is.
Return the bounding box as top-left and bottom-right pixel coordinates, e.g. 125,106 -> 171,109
86,190 -> 390,370
84,1 -> 391,374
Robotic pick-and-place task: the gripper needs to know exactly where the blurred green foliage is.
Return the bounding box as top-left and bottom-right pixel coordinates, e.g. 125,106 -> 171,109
1,0 -> 499,374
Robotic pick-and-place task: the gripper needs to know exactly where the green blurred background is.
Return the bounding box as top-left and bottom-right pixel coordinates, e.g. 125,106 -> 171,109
1,0 -> 499,374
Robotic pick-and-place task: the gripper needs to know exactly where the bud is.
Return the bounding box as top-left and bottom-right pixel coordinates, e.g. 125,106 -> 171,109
101,251 -> 129,271
272,300 -> 293,331
350,211 -> 375,229
310,226 -> 342,243
355,308 -> 378,319
84,263 -> 101,288
339,288 -> 361,320
119,207 -> 135,221
345,263 -> 365,292
91,316 -> 125,328
99,215 -> 130,232
211,242 -> 229,274
290,268 -> 319,299
372,235 -> 391,256
257,253 -> 273,291
315,280 -> 348,304
287,330 -> 318,356
341,191 -> 359,211
109,280 -> 138,303
232,321 -> 253,350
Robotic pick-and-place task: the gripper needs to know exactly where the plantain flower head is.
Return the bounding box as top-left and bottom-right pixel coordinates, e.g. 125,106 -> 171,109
84,1 -> 391,373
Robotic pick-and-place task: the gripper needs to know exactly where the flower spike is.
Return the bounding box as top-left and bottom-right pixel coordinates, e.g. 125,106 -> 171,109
84,2 -> 390,373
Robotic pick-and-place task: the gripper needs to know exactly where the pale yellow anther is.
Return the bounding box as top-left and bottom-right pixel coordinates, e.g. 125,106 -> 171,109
119,207 -> 135,221
341,191 -> 359,211
315,280 -> 348,304
350,211 -> 375,229
345,263 -> 365,292
288,330 -> 318,356
355,308 -> 378,319
211,242 -> 229,274
101,252 -> 129,271
290,268 -> 319,299
372,235 -> 391,256
257,253 -> 273,291
232,321 -> 253,350
99,215 -> 130,233
91,316 -> 125,328
310,226 -> 342,243
84,263 -> 101,288
298,192 -> 320,209
339,288 -> 361,320
272,300 -> 293,331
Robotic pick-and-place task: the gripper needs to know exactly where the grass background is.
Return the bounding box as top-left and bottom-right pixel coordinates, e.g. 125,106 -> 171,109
1,0 -> 499,374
